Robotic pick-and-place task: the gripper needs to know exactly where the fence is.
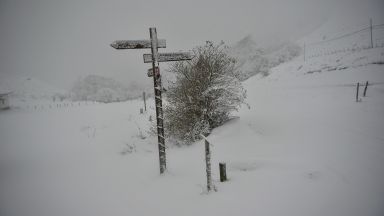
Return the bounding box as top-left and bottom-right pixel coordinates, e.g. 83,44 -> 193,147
304,19 -> 384,60
11,100 -> 100,112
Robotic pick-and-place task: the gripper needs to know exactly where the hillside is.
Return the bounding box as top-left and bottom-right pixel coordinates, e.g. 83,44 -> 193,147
1,3 -> 384,215
70,75 -> 136,103
1,38 -> 384,216
229,35 -> 301,80
0,73 -> 64,100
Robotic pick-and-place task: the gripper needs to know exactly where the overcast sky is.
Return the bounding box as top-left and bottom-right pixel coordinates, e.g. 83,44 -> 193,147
0,0 -> 382,90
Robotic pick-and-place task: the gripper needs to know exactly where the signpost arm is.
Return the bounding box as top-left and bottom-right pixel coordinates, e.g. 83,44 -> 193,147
150,27 -> 166,174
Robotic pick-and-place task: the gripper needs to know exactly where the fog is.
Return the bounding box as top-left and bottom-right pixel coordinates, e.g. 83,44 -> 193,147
0,0 -> 379,90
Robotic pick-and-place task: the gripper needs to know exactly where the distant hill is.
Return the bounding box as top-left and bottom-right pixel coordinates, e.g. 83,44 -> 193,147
0,73 -> 64,100
70,75 -> 140,103
229,35 -> 301,80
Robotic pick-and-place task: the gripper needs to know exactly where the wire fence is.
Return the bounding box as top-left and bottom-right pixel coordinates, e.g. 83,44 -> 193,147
7,100 -> 102,112
304,20 -> 384,60
308,24 -> 384,46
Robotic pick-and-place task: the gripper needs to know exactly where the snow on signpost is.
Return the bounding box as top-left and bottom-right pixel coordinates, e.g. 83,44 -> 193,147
143,52 -> 192,63
110,27 -> 192,174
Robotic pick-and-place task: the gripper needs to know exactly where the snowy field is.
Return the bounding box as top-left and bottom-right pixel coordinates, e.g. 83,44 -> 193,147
1,45 -> 384,216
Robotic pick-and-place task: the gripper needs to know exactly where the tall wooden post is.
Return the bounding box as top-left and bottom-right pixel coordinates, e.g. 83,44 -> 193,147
370,18 -> 373,48
150,28 -> 166,174
356,82 -> 360,102
205,139 -> 212,191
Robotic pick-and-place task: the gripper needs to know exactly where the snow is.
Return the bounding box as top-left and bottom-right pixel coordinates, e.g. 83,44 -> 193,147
0,73 -> 64,99
1,45 -> 383,215
1,8 -> 384,216
229,35 -> 301,80
70,75 -> 144,103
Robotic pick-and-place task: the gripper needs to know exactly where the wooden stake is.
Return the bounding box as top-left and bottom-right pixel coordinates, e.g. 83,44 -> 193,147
205,139 -> 212,191
356,82 -> 360,102
370,18 -> 373,49
219,163 -> 227,182
363,81 -> 369,97
143,92 -> 146,111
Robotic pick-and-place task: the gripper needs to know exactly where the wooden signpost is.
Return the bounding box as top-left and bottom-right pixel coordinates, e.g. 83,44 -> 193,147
111,27 -> 192,174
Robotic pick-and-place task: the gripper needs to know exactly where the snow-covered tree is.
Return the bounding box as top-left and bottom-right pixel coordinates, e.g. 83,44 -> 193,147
165,41 -> 246,144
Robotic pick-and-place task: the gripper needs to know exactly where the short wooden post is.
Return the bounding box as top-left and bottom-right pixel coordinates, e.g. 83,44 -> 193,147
205,139 -> 212,191
356,82 -> 360,102
143,92 -> 147,111
219,163 -> 227,182
140,108 -> 143,114
363,81 -> 369,97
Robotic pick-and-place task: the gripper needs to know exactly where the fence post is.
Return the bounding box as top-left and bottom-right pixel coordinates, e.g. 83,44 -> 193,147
363,81 -> 369,97
219,162 -> 227,182
143,91 -> 147,111
370,18 -> 373,48
356,82 -> 360,102
205,139 -> 212,192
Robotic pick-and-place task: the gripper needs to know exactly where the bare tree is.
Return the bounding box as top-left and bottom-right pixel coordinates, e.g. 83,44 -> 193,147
165,41 -> 246,144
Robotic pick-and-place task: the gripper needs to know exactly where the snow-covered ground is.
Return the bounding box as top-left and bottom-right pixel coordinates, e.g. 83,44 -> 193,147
1,44 -> 384,216
2,3 -> 384,214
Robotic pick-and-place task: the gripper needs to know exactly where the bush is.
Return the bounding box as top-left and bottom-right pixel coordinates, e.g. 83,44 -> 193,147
165,41 -> 246,144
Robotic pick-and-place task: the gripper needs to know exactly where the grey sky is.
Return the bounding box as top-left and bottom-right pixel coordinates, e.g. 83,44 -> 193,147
0,0 -> 380,90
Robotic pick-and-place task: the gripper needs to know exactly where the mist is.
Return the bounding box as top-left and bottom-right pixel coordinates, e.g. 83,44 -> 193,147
0,0 -> 379,90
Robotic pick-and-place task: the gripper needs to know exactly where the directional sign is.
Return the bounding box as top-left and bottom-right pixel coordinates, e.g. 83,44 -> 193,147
110,27 -> 193,175
110,39 -> 166,49
147,67 -> 160,77
147,68 -> 153,77
143,52 -> 192,63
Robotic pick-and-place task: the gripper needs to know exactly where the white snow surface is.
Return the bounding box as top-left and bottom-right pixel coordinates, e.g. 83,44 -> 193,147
1,44 -> 384,216
2,6 -> 384,214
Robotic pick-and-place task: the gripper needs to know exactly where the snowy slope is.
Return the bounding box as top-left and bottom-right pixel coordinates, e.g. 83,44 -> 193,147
1,4 -> 384,215
70,75 -> 140,102
0,73 -> 64,99
300,0 -> 384,60
0,73 -> 66,110
229,35 -> 301,80
1,45 -> 383,216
